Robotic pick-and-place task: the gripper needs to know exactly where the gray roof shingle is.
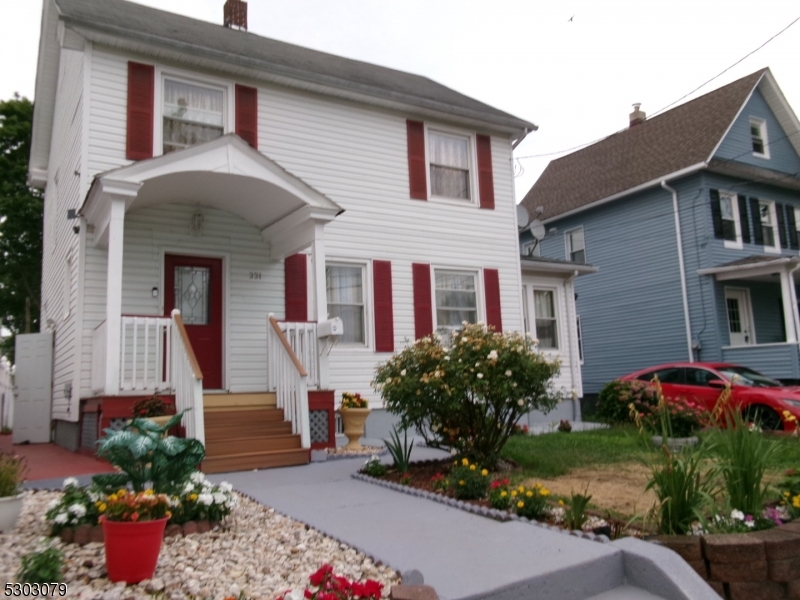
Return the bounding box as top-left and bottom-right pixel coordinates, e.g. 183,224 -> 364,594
54,0 -> 534,131
520,69 -> 767,221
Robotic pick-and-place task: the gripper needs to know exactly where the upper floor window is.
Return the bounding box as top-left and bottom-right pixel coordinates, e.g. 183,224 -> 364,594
533,289 -> 558,350
565,227 -> 586,264
163,79 -> 225,154
326,264 -> 365,345
758,200 -> 780,251
428,131 -> 472,200
719,192 -> 744,249
521,239 -> 540,257
750,117 -> 769,158
434,270 -> 477,337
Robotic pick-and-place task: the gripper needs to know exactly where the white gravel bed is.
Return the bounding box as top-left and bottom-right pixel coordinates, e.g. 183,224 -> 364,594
326,446 -> 385,458
0,490 -> 399,599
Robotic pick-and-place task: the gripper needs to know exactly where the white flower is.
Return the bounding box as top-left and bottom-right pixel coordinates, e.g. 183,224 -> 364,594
88,490 -> 103,502
731,509 -> 745,521
54,512 -> 68,525
213,492 -> 227,505
517,399 -> 524,406
487,350 -> 498,361
530,338 -> 539,345
198,493 -> 214,506
571,389 -> 578,399
190,471 -> 206,484
68,503 -> 86,518
46,499 -> 60,511
218,482 -> 233,493
476,373 -> 484,379
285,589 -> 304,600
444,355 -> 450,361
400,369 -> 407,376
63,477 -> 79,488
183,482 -> 195,495
505,370 -> 512,377
745,519 -> 755,529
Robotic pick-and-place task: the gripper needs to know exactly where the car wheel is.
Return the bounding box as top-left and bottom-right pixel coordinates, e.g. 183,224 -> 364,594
743,405 -> 783,431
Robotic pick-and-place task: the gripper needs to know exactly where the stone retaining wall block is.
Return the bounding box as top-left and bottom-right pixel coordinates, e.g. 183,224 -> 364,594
703,533 -> 767,563
770,557 -> 800,583
709,559 -> 769,583
727,581 -> 787,600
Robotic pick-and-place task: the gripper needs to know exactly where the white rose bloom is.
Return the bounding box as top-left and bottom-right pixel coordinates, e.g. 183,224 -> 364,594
68,503 -> 87,517
477,373 -> 484,379
63,477 -> 79,488
54,512 -> 68,524
213,492 -> 227,505
190,471 -> 206,484
487,350 -> 498,361
218,482 -> 233,492
400,369 -> 407,376
517,399 -> 524,406
731,509 -> 745,521
198,493 -> 214,506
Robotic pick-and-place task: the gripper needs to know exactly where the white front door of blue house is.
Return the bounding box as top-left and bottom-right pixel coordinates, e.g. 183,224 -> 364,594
725,288 -> 754,346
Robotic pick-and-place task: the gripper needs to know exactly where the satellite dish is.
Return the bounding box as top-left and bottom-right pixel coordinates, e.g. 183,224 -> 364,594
516,205 -> 530,228
528,219 -> 546,241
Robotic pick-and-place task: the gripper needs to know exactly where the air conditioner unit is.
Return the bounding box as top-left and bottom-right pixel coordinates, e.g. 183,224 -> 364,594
317,317 -> 343,338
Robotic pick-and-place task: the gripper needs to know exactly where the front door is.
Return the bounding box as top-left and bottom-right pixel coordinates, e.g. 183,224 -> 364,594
725,287 -> 755,346
165,254 -> 223,389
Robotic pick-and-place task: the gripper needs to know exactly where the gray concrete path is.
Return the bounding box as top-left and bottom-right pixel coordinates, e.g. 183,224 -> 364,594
208,446 -> 719,600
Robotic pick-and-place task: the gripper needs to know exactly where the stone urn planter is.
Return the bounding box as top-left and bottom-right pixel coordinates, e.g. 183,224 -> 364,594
651,435 -> 699,451
0,492 -> 25,533
339,408 -> 371,450
147,415 -> 173,428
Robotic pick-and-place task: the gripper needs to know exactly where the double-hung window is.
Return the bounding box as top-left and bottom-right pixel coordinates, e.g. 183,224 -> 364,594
759,200 -> 779,251
434,270 -> 478,337
533,289 -> 559,350
565,227 -> 586,264
719,192 -> 743,248
163,78 -> 225,154
326,264 -> 365,345
429,131 -> 471,200
750,118 -> 769,158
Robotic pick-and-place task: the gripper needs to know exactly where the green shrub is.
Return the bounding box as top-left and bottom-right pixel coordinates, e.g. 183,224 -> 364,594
375,323 -> 562,468
17,546 -> 62,583
597,379 -> 656,425
0,452 -> 26,497
45,478 -> 103,534
167,471 -> 238,524
384,426 -> 413,473
362,456 -> 388,478
564,487 -> 592,531
449,458 -> 490,500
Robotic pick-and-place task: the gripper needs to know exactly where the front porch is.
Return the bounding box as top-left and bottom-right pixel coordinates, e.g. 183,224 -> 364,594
78,135 -> 344,469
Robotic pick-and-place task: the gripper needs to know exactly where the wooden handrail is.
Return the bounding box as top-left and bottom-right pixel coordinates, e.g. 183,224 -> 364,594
269,316 -> 308,377
171,310 -> 204,380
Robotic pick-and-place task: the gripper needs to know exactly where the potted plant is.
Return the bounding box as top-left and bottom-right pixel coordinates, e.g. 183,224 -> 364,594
100,489 -> 172,583
0,451 -> 27,532
131,393 -> 174,428
338,392 -> 370,450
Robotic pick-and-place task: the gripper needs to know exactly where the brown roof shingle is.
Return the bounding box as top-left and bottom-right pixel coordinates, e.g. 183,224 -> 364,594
520,69 -> 767,221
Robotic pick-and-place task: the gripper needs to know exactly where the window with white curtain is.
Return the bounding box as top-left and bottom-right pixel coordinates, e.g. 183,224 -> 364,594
326,264 -> 365,344
434,270 -> 477,337
533,289 -> 558,350
759,200 -> 779,250
163,78 -> 225,153
429,131 -> 471,200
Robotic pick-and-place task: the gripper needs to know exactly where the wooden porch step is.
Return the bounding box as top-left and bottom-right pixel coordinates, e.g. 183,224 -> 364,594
204,420 -> 293,440
204,408 -> 285,426
203,392 -> 277,412
201,448 -> 309,474
205,434 -> 302,457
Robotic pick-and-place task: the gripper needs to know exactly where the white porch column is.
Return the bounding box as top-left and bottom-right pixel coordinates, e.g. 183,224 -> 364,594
780,268 -> 799,343
311,222 -> 330,389
104,199 -> 126,394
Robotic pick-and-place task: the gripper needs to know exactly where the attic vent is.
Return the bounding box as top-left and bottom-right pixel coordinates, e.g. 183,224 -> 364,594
224,0 -> 248,30
629,103 -> 646,127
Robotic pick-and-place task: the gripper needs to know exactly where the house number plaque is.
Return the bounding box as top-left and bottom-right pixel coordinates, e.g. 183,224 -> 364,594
249,272 -> 262,279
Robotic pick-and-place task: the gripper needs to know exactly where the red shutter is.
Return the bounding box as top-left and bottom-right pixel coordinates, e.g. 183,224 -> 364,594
373,260 -> 394,352
484,268 -> 502,332
235,84 -> 258,148
284,254 -> 307,321
412,263 -> 433,339
126,62 -> 154,160
476,134 -> 495,210
407,120 -> 427,200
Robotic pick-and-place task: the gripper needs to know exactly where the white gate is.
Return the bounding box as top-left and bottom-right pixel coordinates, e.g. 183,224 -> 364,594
13,332 -> 53,444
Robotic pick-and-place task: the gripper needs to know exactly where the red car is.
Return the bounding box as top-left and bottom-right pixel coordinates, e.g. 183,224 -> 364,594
618,362 -> 800,431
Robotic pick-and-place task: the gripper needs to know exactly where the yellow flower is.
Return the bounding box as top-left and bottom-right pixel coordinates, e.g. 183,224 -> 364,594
189,493 -> 198,501
500,491 -> 507,497
108,493 -> 117,502
97,503 -> 107,513
462,458 -> 469,466
517,501 -> 524,508
469,465 -> 476,471
459,480 -> 465,486
518,485 -> 525,493
784,491 -> 791,497
526,491 -> 533,497
144,489 -> 154,496
541,489 -> 550,497
558,499 -> 565,506
793,495 -> 800,509
511,490 -> 517,497
481,469 -> 488,476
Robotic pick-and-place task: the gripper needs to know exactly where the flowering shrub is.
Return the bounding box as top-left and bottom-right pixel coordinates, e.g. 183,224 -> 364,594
45,478 -> 104,534
488,478 -> 512,510
596,379 -> 656,425
635,394 -> 710,438
102,489 -> 172,522
705,509 -> 775,533
169,471 -> 237,524
374,323 -> 561,468
779,469 -> 800,519
511,483 -> 551,520
361,456 -> 387,478
448,458 -> 489,500
131,393 -> 171,418
340,392 -> 369,410
277,564 -> 383,600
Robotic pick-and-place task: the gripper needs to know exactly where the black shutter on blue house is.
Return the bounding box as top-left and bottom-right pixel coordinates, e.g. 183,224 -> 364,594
776,203 -> 789,248
787,207 -> 799,250
737,195 -> 751,243
750,197 -> 764,245
710,189 -> 723,239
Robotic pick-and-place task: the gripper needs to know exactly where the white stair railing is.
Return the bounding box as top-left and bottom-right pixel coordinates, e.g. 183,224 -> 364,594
279,321 -> 319,388
170,310 -> 205,446
119,316 -> 173,391
267,314 -> 310,448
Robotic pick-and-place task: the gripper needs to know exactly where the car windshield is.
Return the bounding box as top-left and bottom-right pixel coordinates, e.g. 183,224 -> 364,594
717,366 -> 781,388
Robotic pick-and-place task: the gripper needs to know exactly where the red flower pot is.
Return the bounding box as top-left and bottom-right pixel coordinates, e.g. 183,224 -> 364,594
101,516 -> 169,583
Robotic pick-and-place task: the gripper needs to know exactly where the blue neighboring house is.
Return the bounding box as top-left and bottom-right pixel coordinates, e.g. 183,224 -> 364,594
519,68 -> 800,399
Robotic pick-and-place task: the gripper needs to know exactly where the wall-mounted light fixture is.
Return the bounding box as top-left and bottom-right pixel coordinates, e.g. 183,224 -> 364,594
190,210 -> 204,237
152,287 -> 159,298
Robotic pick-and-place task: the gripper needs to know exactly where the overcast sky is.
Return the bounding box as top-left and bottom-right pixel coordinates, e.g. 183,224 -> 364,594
2,1 -> 799,202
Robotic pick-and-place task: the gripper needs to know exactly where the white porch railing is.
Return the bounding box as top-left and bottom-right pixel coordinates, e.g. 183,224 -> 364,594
119,316 -> 172,391
267,314 -> 310,448
170,310 -> 205,446
279,321 -> 319,388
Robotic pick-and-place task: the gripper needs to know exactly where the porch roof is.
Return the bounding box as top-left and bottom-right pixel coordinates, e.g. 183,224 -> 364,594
81,134 -> 343,254
520,255 -> 598,277
698,254 -> 800,281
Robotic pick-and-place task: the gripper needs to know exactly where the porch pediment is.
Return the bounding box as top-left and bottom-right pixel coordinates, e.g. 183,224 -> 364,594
81,134 -> 343,252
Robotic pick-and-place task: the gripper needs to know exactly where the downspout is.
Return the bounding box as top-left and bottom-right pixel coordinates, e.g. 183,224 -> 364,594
662,180 -> 694,362
565,270 -> 581,422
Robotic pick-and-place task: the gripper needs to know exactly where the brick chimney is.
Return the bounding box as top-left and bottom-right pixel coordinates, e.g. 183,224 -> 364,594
224,0 -> 247,30
629,103 -> 646,127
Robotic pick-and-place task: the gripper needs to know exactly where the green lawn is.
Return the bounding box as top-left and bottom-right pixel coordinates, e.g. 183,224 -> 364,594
500,425 -> 800,480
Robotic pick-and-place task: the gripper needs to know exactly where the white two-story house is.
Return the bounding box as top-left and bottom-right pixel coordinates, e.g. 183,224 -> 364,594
26,0 -> 538,470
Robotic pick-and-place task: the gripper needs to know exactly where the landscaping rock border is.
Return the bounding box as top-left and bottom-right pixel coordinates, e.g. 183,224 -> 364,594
55,519 -> 222,545
352,471 -> 610,544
